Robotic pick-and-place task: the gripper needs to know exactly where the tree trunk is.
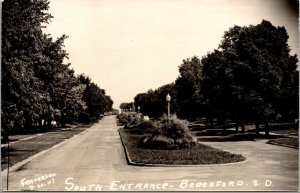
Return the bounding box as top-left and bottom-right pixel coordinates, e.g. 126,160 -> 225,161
210,118 -> 214,129
265,122 -> 270,136
43,120 -> 48,129
24,120 -> 31,134
61,120 -> 66,128
222,120 -> 226,132
2,128 -> 9,142
47,118 -> 52,129
38,119 -> 43,128
241,121 -> 245,133
255,121 -> 260,135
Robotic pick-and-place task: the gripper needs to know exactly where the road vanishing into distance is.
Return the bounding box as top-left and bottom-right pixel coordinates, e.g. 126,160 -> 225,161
1,116 -> 298,191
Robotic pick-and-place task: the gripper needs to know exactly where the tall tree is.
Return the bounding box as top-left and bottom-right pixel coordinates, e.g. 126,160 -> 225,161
175,56 -> 205,119
134,83 -> 177,118
79,74 -> 113,123
120,102 -> 134,112
2,0 -> 102,134
2,0 -> 53,132
202,20 -> 299,135
201,50 -> 237,129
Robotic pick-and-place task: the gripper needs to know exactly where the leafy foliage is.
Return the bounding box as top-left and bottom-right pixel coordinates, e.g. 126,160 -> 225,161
175,56 -> 205,119
1,0 -> 113,135
78,74 -> 113,123
125,114 -> 142,129
117,113 -> 142,129
201,20 -> 298,134
139,117 -> 198,150
134,120 -> 156,134
120,102 -> 134,112
131,20 -> 298,137
133,83 -> 177,118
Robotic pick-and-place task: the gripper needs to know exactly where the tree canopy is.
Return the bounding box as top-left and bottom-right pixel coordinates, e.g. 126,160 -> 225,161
175,56 -> 205,119
131,20 -> 298,136
120,102 -> 134,112
133,83 -> 177,118
201,20 -> 298,134
2,0 -> 113,135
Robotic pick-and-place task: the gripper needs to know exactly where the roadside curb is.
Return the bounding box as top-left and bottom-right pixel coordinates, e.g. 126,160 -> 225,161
1,125 -> 90,176
118,128 -> 136,165
266,141 -> 298,149
118,128 -> 248,167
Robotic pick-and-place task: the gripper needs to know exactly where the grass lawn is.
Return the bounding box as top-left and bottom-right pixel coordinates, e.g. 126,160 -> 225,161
119,128 -> 246,165
196,132 -> 289,142
1,124 -> 92,171
271,129 -> 298,135
267,137 -> 299,149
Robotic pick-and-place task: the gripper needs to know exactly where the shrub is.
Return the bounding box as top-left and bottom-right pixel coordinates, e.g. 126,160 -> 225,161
78,112 -> 91,123
125,114 -> 142,129
117,113 -> 142,128
139,117 -> 198,150
117,113 -> 129,125
131,120 -> 156,135
139,135 -> 175,150
174,134 -> 198,149
156,117 -> 191,139
137,120 -> 155,130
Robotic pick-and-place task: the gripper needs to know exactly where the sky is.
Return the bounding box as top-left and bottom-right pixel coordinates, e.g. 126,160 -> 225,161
44,0 -> 299,110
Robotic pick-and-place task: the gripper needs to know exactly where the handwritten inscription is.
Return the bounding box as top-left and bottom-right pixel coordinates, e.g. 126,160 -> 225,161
63,178 -> 273,191
110,180 -> 170,190
20,173 -> 56,190
20,176 -> 273,191
179,179 -> 273,189
65,177 -> 102,191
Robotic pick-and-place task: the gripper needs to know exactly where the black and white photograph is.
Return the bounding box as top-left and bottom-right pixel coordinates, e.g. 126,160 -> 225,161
1,0 -> 299,191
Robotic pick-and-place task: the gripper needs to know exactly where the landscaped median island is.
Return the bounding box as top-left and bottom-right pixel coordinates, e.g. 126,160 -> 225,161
117,113 -> 246,165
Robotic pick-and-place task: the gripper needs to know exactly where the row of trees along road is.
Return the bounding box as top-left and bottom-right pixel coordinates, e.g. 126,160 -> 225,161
119,102 -> 134,112
134,83 -> 178,118
134,20 -> 299,135
2,0 -> 113,137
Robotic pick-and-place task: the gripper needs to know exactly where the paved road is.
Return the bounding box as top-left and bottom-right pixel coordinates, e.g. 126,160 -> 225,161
1,116 -> 298,191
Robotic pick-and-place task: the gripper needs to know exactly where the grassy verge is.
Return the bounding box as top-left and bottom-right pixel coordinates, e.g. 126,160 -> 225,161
270,129 -> 298,136
119,128 -> 246,165
267,137 -> 299,149
1,124 -> 92,171
196,132 -> 288,142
